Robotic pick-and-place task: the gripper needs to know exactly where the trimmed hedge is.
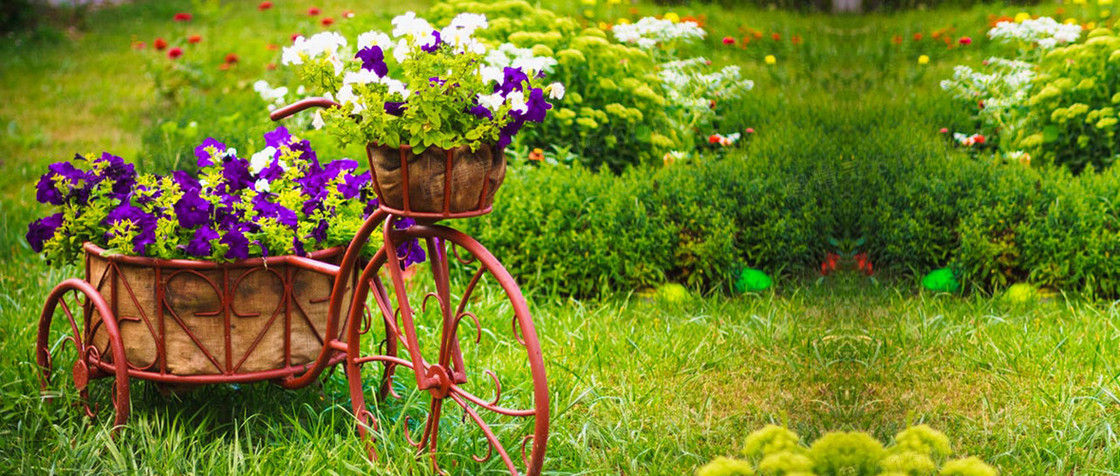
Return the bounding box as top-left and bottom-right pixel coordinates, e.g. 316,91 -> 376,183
462,152 -> 837,296
465,143 -> 1120,298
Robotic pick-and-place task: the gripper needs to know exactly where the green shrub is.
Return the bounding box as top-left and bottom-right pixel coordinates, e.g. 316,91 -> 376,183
1016,29 -> 1120,173
463,151 -> 834,297
698,425 -> 997,476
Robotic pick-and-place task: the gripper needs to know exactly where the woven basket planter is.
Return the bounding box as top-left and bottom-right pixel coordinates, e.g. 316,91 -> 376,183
366,143 -> 506,218
82,243 -> 355,377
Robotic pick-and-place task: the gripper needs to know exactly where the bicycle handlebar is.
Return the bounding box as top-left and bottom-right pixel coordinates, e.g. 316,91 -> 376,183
269,98 -> 341,122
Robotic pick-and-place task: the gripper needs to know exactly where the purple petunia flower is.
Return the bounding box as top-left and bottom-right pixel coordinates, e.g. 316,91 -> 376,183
468,103 -> 492,119
396,238 -> 426,270
339,170 -> 370,199
185,225 -> 219,257
35,161 -> 92,205
175,189 -> 212,228
195,137 -> 228,168
173,170 -> 201,192
355,46 -> 388,77
26,212 -> 64,253
252,194 -> 298,228
263,126 -> 292,149
496,116 -> 526,149
496,67 -> 528,95
104,204 -> 157,254
221,155 -> 254,191
421,30 -> 442,53
308,219 -> 329,243
324,158 -> 358,180
384,101 -> 407,116
522,88 -> 553,123
363,197 -> 380,218
220,223 -> 251,260
95,152 -> 136,198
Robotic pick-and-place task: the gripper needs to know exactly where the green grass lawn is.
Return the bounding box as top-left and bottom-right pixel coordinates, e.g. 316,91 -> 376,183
3,0 -> 1120,474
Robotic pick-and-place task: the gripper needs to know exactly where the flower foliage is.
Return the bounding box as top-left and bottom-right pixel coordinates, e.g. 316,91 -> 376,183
427,0 -> 681,171
697,425 -> 997,476
281,12 -> 558,152
26,128 -> 412,265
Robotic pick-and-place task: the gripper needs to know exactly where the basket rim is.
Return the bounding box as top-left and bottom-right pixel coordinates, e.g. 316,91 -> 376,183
82,242 -> 343,270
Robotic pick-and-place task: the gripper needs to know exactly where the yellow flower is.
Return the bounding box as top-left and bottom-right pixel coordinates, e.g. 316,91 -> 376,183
1014,12 -> 1031,22
1101,0 -> 1114,6
918,54 -> 930,65
617,18 -> 630,25
583,9 -> 594,18
608,0 -> 621,4
1102,9 -> 1112,18
598,21 -> 609,30
1065,17 -> 1080,24
764,55 -> 776,65
581,0 -> 597,5
1088,21 -> 1098,29
1073,0 -> 1086,4
664,12 -> 680,23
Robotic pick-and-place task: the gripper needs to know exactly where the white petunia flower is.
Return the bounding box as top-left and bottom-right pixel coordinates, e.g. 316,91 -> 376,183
336,85 -> 364,114
393,39 -> 410,64
254,178 -> 270,192
250,146 -> 277,174
391,11 -> 433,39
344,69 -> 380,85
477,92 -> 505,112
479,65 -> 504,85
312,111 -> 325,130
548,82 -> 565,100
382,77 -> 411,99
506,90 -> 527,114
512,55 -> 558,75
357,31 -> 393,50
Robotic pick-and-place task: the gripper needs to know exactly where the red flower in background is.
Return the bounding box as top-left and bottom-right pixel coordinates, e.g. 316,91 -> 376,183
791,35 -> 802,45
821,253 -> 840,276
225,53 -> 239,64
854,253 -> 873,276
771,32 -> 781,41
188,34 -> 202,44
892,35 -> 903,45
173,12 -> 192,22
343,10 -> 355,19
291,33 -> 303,43
154,37 -> 168,50
258,1 -> 273,10
722,36 -> 735,45
321,17 -> 334,27
132,41 -> 146,50
913,33 -> 923,41
168,47 -> 183,59
959,36 -> 972,45
307,7 -> 320,16
708,134 -> 720,144
973,134 -> 986,144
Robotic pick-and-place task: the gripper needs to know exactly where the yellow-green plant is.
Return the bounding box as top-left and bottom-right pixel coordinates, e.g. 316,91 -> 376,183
697,424 -> 997,476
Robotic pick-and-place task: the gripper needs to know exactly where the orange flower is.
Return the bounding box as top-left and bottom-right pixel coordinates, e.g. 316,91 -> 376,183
892,34 -> 903,45
791,34 -> 802,45
154,37 -> 168,50
528,148 -> 544,161
771,32 -> 781,41
188,34 -> 201,44
912,32 -> 923,41
224,53 -> 239,64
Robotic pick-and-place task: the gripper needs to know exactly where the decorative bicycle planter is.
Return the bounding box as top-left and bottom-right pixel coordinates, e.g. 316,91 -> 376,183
36,100 -> 550,475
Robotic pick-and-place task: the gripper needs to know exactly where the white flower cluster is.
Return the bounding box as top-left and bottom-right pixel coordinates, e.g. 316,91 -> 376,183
281,32 -> 348,74
941,57 -> 1035,134
485,43 -> 558,75
612,17 -> 706,50
253,80 -> 289,111
660,59 -> 753,117
988,17 -> 1081,50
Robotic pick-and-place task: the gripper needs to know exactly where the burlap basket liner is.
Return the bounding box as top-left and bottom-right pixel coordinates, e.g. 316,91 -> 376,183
367,143 -> 506,215
84,246 -> 354,376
